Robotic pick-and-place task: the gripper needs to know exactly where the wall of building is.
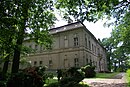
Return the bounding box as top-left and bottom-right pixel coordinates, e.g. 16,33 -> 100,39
23,22 -> 108,72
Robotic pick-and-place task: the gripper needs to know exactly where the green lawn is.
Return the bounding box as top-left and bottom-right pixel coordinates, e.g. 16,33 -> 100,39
126,69 -> 130,86
95,72 -> 119,78
44,78 -> 58,86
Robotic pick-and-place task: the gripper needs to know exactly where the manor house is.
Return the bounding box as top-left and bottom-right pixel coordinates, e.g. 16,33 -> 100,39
23,22 -> 108,72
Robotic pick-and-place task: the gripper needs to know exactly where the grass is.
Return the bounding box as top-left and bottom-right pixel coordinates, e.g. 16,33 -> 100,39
126,69 -> 130,86
126,74 -> 130,87
44,78 -> 58,86
95,72 -> 119,79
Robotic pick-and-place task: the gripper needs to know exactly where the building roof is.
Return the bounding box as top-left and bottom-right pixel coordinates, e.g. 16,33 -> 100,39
49,21 -> 106,50
49,22 -> 84,34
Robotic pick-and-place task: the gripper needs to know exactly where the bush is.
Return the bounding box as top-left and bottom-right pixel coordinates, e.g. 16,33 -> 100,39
7,66 -> 46,87
81,65 -> 96,78
0,72 -> 10,87
59,67 -> 85,87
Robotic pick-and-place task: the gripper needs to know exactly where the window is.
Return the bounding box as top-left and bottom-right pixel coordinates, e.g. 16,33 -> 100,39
64,59 -> 68,68
74,34 -> 79,46
40,45 -> 43,52
49,60 -> 53,68
94,46 -> 96,53
85,34 -> 88,48
35,44 -> 38,50
74,58 -> 79,67
92,44 -> 94,52
89,41 -> 91,50
34,61 -> 37,66
74,54 -> 79,67
39,61 -> 43,65
64,35 -> 68,48
86,54 -> 88,64
90,56 -> 92,65
98,48 -> 100,55
29,45 -> 32,48
86,58 -> 88,64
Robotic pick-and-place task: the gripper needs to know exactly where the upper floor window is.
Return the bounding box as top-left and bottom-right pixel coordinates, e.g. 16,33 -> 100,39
92,44 -> 94,52
64,35 -> 68,48
89,40 -> 91,50
85,34 -> 88,48
40,45 -> 43,52
94,46 -> 96,53
35,44 -> 38,50
74,34 -> 78,46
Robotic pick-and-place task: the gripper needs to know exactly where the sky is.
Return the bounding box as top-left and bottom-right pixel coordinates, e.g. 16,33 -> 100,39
55,19 -> 113,40
84,20 -> 113,40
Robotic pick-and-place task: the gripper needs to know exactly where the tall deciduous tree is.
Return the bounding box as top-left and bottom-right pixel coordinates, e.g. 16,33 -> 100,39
0,0 -> 129,74
0,0 -> 56,74
101,12 -> 130,71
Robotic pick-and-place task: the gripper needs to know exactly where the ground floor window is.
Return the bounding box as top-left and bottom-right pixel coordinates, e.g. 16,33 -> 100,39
49,60 -> 53,68
74,58 -> 79,67
34,61 -> 37,66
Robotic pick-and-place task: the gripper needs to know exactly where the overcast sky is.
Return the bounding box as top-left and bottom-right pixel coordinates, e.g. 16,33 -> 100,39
55,19 -> 113,40
84,20 -> 113,40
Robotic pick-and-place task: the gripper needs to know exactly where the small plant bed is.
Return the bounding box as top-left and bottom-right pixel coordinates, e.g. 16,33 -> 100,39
95,72 -> 120,79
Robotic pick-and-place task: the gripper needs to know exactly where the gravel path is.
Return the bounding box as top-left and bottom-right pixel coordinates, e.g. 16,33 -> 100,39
83,73 -> 128,87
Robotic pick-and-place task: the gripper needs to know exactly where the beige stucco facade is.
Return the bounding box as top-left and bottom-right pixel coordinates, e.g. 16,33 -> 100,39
23,22 -> 108,72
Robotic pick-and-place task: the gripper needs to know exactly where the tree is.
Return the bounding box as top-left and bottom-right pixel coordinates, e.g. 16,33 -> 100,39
0,0 -> 56,74
0,1 -> 16,77
101,12 -> 130,71
0,0 -> 129,74
56,0 -> 130,23
101,37 -> 115,71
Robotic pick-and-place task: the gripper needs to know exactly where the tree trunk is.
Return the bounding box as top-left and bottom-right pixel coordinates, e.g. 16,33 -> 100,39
11,4 -> 28,74
11,44 -> 21,73
11,0 -> 29,73
2,55 -> 10,79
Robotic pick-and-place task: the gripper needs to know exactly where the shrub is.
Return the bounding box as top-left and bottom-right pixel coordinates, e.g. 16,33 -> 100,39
0,72 -> 10,87
81,65 -> 96,78
7,66 -> 46,87
59,67 -> 85,87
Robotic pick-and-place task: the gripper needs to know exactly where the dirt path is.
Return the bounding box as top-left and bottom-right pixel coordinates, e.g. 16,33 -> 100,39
83,73 -> 128,87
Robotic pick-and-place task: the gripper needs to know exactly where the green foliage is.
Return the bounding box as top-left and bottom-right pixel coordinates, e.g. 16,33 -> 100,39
0,72 -> 10,87
56,0 -> 130,23
101,12 -> 130,72
126,69 -> 130,86
45,82 -> 59,87
7,66 -> 46,87
126,69 -> 130,77
0,0 -> 56,73
52,67 -> 85,87
81,65 -> 96,78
